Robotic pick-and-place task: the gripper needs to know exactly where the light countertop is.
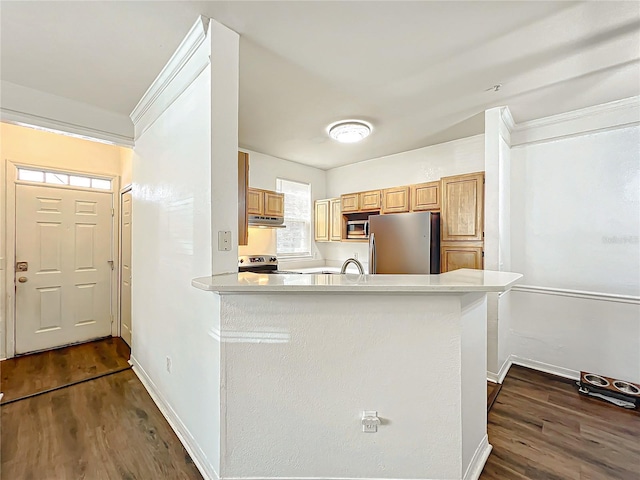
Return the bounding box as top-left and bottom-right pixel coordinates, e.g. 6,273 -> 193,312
192,269 -> 522,294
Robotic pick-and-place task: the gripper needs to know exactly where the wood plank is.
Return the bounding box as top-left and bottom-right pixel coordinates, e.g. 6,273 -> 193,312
0,369 -> 202,480
1,337 -> 130,404
480,366 -> 640,480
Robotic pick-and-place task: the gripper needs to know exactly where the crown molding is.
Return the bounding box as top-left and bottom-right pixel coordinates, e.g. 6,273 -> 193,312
0,107 -> 134,147
130,15 -> 211,140
511,96 -> 640,146
500,106 -> 516,132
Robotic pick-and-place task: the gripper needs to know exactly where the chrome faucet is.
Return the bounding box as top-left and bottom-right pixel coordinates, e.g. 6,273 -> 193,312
340,257 -> 364,274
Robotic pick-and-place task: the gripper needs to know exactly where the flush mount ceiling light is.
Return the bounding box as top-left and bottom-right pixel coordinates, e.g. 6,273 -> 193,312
328,120 -> 372,144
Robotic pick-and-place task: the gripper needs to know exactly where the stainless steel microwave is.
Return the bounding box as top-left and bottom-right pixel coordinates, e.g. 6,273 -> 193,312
346,219 -> 369,239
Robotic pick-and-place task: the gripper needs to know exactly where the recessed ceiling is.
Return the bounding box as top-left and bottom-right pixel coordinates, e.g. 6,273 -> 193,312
1,1 -> 639,169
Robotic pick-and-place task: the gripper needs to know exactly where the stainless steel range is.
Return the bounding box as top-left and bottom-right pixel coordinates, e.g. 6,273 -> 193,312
238,255 -> 301,274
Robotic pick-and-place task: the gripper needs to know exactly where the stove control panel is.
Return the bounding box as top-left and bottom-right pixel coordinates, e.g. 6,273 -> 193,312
238,255 -> 278,267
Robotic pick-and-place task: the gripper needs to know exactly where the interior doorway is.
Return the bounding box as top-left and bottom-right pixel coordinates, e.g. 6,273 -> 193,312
15,182 -> 113,354
119,188 -> 132,346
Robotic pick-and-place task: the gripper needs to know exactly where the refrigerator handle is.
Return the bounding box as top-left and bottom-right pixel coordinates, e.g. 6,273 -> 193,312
369,232 -> 376,274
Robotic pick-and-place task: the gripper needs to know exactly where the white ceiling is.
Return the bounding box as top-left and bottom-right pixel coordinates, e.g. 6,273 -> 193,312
1,1 -> 639,169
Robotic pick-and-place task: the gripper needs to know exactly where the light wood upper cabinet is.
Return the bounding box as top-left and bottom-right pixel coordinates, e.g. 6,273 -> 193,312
247,188 -> 264,215
330,198 -> 342,241
440,244 -> 483,272
238,152 -> 249,246
264,191 -> 284,216
341,193 -> 359,213
247,188 -> 284,216
359,190 -> 381,211
411,181 -> 440,211
315,198 -> 342,242
382,186 -> 410,214
440,172 -> 484,242
314,200 -> 330,242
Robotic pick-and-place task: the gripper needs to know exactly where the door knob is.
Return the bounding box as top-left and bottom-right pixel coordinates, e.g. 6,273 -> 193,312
18,277 -> 28,283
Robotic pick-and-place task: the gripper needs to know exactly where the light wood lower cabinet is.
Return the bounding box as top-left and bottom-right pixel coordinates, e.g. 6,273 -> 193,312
411,181 -> 439,211
440,244 -> 483,272
330,199 -> 342,241
382,186 -> 410,214
314,200 -> 330,242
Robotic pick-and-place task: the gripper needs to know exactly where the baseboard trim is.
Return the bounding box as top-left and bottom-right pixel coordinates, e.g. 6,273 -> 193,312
496,357 -> 513,384
463,434 -> 492,480
508,355 -> 580,381
129,355 -> 219,480
486,372 -> 499,383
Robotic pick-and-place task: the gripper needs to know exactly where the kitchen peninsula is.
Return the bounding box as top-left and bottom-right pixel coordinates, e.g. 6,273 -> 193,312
193,269 -> 521,480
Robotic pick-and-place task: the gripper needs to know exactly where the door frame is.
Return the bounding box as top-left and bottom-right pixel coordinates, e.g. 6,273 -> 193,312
118,185 -> 132,343
4,160 -> 119,358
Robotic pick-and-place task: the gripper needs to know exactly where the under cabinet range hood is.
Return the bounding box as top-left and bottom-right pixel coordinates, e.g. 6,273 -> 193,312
248,215 -> 285,228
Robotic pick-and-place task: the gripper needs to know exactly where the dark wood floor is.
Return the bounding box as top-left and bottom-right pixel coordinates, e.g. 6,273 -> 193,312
1,337 -> 131,404
480,365 -> 640,480
1,369 -> 203,480
3,342 -> 638,479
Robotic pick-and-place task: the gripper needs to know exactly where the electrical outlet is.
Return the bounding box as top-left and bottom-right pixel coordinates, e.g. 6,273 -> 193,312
218,231 -> 232,251
166,356 -> 172,373
361,411 -> 381,433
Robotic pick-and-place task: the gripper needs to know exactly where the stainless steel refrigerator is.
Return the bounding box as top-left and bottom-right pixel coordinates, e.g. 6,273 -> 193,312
368,211 -> 440,274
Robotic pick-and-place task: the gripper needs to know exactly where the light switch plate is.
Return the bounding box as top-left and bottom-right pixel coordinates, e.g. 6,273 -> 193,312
218,231 -> 232,251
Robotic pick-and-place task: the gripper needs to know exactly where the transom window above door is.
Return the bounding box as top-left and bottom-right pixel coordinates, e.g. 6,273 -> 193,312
17,168 -> 112,191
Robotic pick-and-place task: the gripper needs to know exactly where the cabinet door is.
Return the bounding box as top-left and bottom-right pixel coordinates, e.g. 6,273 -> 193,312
411,181 -> 439,211
247,188 -> 263,215
341,193 -> 359,213
441,172 -> 484,242
314,200 -> 330,242
359,190 -> 381,211
330,198 -> 342,241
440,245 -> 483,272
238,152 -> 249,246
381,186 -> 410,214
264,191 -> 284,216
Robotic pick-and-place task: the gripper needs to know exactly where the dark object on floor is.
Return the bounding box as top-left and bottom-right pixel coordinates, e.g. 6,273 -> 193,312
1,337 -> 130,404
577,370 -> 639,409
480,365 -> 640,480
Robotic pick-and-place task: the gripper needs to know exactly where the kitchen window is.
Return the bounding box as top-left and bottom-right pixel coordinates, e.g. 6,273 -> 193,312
276,178 -> 311,257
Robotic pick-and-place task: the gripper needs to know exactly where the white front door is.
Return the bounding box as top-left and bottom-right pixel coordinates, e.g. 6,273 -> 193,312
120,190 -> 132,346
15,184 -> 113,354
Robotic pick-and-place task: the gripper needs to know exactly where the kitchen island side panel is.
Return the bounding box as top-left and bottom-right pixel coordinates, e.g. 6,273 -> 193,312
218,293 -> 465,479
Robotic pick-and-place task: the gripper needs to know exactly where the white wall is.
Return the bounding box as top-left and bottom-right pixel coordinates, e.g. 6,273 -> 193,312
484,107 -> 513,380
321,134 -> 485,269
0,122 -> 126,359
239,148 -> 327,267
509,105 -> 640,382
219,292 -> 486,479
132,64 -> 222,476
129,17 -> 239,478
